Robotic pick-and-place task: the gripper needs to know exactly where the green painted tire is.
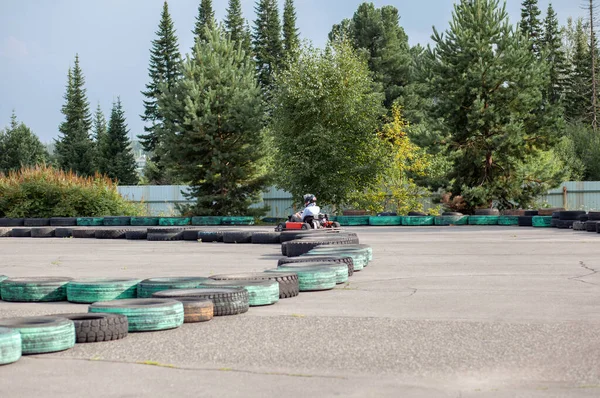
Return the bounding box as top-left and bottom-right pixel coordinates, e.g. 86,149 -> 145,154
159,217 -> 191,226
0,277 -> 72,302
130,217 -> 160,226
191,216 -> 223,226
89,299 -> 184,332
434,215 -> 469,226
336,216 -> 370,226
67,278 -> 142,303
532,216 -> 553,228
302,251 -> 367,271
198,280 -> 279,306
277,262 -> 348,284
221,216 -> 255,225
103,217 -> 131,226
368,216 -> 402,226
0,316 -> 75,354
468,216 -> 499,225
266,266 -> 337,291
308,244 -> 373,261
498,215 -> 519,225
402,216 -> 434,226
76,217 -> 104,226
0,327 -> 21,365
137,277 -> 210,298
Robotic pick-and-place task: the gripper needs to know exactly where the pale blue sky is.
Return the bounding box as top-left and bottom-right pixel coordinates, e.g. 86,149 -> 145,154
0,0 -> 584,143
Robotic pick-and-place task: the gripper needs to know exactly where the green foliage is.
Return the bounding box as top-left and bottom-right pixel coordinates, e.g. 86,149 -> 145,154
91,103 -> 107,169
282,0 -> 300,63
252,0 -> 283,92
565,18 -> 595,123
0,166 -> 143,218
0,112 -> 47,174
159,26 -> 269,216
565,121 -> 600,180
520,0 -> 543,57
430,0 -> 562,209
542,3 -> 568,105
329,3 -> 411,109
55,54 -> 95,176
193,0 -> 215,44
140,1 -> 182,184
272,39 -> 386,209
97,98 -> 138,185
225,0 -> 252,57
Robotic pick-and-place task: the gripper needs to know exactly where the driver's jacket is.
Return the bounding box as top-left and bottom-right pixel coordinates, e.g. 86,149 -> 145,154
301,203 -> 320,220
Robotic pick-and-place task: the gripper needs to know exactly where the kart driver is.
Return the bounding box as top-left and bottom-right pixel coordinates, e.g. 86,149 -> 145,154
290,194 -> 320,222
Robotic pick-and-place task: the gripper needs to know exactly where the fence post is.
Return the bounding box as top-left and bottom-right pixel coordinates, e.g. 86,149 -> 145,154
562,186 -> 568,209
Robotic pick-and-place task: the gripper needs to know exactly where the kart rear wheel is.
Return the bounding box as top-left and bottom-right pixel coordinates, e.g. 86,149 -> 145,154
301,223 -> 310,230
275,223 -> 285,232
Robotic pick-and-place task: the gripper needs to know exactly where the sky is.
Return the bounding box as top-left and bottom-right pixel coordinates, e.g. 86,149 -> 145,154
0,0 -> 585,144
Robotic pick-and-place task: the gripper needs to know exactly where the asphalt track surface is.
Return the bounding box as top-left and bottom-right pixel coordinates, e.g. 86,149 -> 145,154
1,226 -> 599,397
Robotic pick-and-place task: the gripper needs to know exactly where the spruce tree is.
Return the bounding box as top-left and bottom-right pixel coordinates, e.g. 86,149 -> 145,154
543,3 -> 568,105
159,26 -> 269,215
520,0 -> 543,57
565,19 -> 593,122
282,0 -> 300,62
253,0 -> 283,92
430,0 -> 562,209
92,103 -> 107,169
139,1 -> 182,184
55,55 -> 95,176
329,3 -> 411,109
98,98 -> 139,185
193,0 -> 215,43
0,112 -> 47,174
225,0 -> 252,56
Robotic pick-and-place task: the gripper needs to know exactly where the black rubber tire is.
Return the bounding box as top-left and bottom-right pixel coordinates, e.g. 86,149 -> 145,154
182,230 -> 202,241
474,209 -> 499,215
210,272 -> 299,299
551,212 -> 560,219
153,288 -> 249,316
197,231 -> 223,242
125,230 -> 148,240
55,228 -> 74,238
407,211 -> 427,216
95,229 -> 128,239
442,212 -> 463,216
0,277 -> 73,302
579,214 -> 590,222
103,216 -> 131,226
223,231 -> 253,243
517,216 -> 533,227
50,217 -> 77,226
556,219 -> 576,229
0,218 -> 24,227
251,232 -> 281,244
377,212 -> 397,216
72,228 -> 97,239
147,232 -> 184,241
30,227 -> 55,238
24,218 -> 50,226
54,313 -> 128,343
147,227 -> 188,233
573,221 -> 586,231
558,211 -> 586,220
588,212 -> 600,221
585,221 -> 599,232
0,316 -> 75,354
522,210 -> 539,216
278,255 -> 354,276
10,228 -> 31,237
285,237 -> 353,257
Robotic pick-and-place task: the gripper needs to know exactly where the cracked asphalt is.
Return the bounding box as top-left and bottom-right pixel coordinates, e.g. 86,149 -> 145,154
1,226 -> 600,397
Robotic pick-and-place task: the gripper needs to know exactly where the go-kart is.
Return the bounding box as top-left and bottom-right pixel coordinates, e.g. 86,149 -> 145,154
275,213 -> 340,231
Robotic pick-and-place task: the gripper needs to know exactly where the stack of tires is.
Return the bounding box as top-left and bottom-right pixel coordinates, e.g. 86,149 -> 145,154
554,211 -> 586,229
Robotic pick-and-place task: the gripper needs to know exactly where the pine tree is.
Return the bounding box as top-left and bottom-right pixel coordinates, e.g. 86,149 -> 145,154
430,0 -> 562,209
92,103 -> 107,169
225,0 -> 252,56
282,0 -> 300,62
159,26 -> 269,215
139,1 -> 182,184
193,0 -> 215,43
0,111 -> 47,174
253,0 -> 283,92
55,54 -> 95,176
520,0 -> 543,57
98,98 -> 139,185
565,19 -> 593,122
543,3 -> 568,105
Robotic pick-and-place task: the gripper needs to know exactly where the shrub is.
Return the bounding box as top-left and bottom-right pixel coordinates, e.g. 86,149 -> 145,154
0,165 -> 144,217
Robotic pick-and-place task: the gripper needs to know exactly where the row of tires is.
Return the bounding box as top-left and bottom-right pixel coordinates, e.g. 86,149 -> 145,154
0,231 -> 371,365
332,215 -> 557,227
0,216 -> 255,227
